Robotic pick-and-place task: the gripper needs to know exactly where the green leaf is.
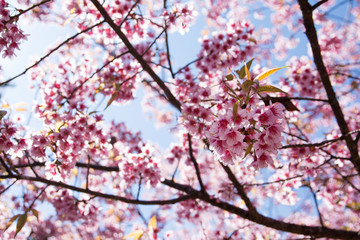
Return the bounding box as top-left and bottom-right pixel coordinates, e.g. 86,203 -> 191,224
257,85 -> 288,95
4,214 -> 21,232
243,144 -> 253,159
30,209 -> 39,221
242,80 -> 254,93
236,58 -> 254,79
0,110 -> 7,120
244,94 -> 251,106
233,101 -> 239,121
88,110 -> 98,115
227,92 -> 238,100
225,74 -> 234,81
105,92 -> 119,110
248,38 -> 257,44
15,214 -> 27,237
254,66 -> 288,81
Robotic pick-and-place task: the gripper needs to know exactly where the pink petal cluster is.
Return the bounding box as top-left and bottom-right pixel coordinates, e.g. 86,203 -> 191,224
162,2 -> 198,35
0,1 -> 27,58
206,102 -> 285,167
196,20 -> 255,74
47,188 -> 98,222
118,144 -> 161,190
287,56 -> 323,97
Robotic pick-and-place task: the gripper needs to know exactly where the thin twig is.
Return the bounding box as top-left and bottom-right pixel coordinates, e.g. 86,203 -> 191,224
7,0 -> 53,22
304,180 -> 324,227
0,179 -> 17,195
85,155 -> 91,190
136,176 -> 142,200
90,0 -> 181,111
66,51 -> 130,101
164,23 -> 175,78
220,163 -> 257,213
119,0 -> 141,27
244,175 -> 303,187
28,185 -> 48,209
0,156 -> 13,176
311,0 -> 328,11
0,20 -> 105,87
328,162 -> 360,193
281,128 -> 360,149
187,134 -> 206,192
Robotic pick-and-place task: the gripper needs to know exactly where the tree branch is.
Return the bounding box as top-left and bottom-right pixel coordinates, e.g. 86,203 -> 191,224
0,174 -> 194,205
297,0 -> 360,175
311,0 -> 328,11
89,0 -> 182,111
162,179 -> 360,239
7,0 -> 53,22
187,134 -> 206,192
11,160 -> 360,238
220,163 -> 257,213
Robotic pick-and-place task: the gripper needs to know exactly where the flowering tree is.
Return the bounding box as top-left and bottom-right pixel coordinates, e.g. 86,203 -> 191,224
1,0 -> 360,239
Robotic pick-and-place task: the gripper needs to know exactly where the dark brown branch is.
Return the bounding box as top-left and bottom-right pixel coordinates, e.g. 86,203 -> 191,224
7,0 -> 53,22
297,0 -> 360,175
220,163 -> 257,213
281,129 -> 360,149
187,134 -> 206,192
119,0 -> 141,27
304,181 -> 324,227
164,22 -> 175,79
0,179 -> 17,195
244,175 -> 303,187
11,160 -> 360,238
162,179 -> 360,239
0,174 -> 194,205
28,185 -> 48,210
311,0 -> 328,11
174,55 -> 204,76
90,0 -> 181,111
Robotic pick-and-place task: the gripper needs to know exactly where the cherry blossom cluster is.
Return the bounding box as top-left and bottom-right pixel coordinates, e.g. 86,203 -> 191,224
96,55 -> 141,104
42,114 -> 109,181
286,56 -> 322,97
0,119 -> 27,159
206,99 -> 285,168
196,20 -> 255,74
2,0 -> 360,239
0,0 -> 28,58
176,199 -> 208,222
46,188 -> 98,222
118,144 -> 161,190
162,2 -> 198,35
178,64 -> 286,168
